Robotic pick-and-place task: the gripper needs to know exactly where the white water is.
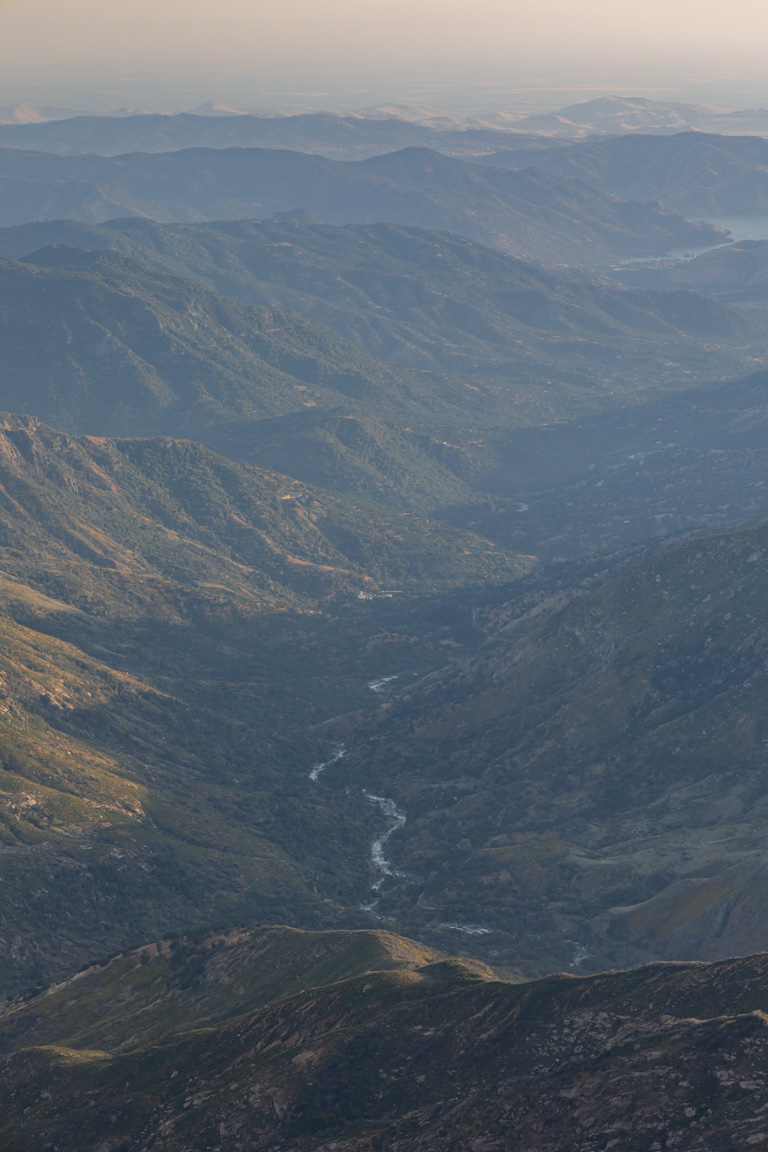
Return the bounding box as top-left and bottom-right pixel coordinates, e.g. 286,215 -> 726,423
363,792 -> 407,892
307,745 -> 493,939
367,674 -> 400,693
569,943 -> 591,967
307,744 -> 407,907
308,742 -> 346,782
438,922 -> 492,936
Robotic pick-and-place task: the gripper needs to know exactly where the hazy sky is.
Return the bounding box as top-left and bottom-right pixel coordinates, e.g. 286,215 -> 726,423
2,0 -> 768,109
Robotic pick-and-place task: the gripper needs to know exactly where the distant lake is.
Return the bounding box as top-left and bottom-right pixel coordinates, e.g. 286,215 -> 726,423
625,216 -> 768,265
706,215 -> 768,242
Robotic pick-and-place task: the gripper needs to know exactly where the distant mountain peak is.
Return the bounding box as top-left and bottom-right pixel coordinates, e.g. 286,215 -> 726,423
357,103 -> 482,129
186,101 -> 250,117
0,102 -> 88,125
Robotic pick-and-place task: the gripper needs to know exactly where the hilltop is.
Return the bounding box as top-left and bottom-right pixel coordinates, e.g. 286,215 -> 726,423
508,94 -> 768,138
0,925 -> 442,1055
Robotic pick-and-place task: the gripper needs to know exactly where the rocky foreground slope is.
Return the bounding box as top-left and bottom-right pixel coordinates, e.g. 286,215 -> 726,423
3,925 -> 768,1151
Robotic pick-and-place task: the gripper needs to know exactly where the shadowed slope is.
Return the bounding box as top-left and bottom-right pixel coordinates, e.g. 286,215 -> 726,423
326,522 -> 768,974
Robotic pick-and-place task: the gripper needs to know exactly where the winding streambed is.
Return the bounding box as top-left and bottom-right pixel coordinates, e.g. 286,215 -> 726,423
308,742 -> 346,782
361,791 -> 407,909
438,922 -> 491,936
307,696 -> 493,935
367,674 -> 400,693
306,736 -> 407,911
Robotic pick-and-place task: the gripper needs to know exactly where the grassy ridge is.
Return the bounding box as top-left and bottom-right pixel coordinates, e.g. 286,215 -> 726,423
0,925 -> 441,1055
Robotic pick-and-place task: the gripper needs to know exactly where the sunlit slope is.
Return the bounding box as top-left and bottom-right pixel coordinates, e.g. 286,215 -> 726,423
0,413 -> 529,992
0,590 -> 319,996
4,925 -> 768,1150
0,925 -> 441,1055
0,414 -> 525,606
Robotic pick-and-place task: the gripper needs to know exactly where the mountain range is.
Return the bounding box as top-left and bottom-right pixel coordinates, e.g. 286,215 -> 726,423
0,245 -> 492,509
6,89 -> 768,1151
0,145 -> 725,265
10,251 -> 768,992
7,388 -> 768,988
0,109 -> 542,160
0,221 -> 757,396
7,97 -> 768,160
504,94 -> 768,138
3,240 -> 766,518
475,131 -> 768,218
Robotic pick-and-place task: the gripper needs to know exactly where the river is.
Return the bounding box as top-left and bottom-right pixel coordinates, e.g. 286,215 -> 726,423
308,710 -> 493,935
367,674 -> 400,693
362,791 -> 407,908
308,742 -> 346,782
